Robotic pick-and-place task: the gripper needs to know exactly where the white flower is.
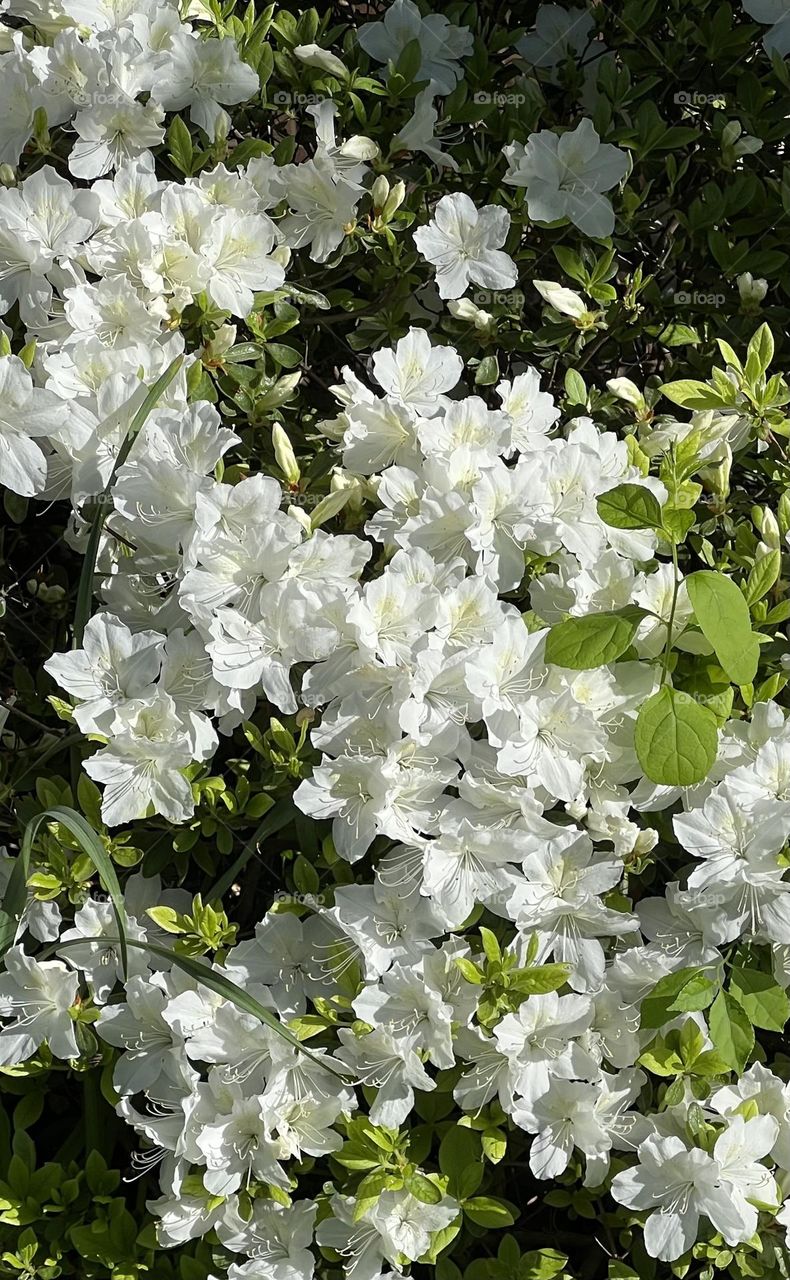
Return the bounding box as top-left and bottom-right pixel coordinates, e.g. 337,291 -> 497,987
371,327 -> 463,415
369,1188 -> 459,1262
70,96 -> 165,179
504,118 -> 628,237
358,0 -> 473,95
515,1069 -> 647,1186
0,948 -> 79,1064
84,691 -> 202,826
203,211 -> 285,316
293,42 -> 347,78
742,0 -> 790,56
494,990 -> 596,1106
152,32 -> 259,137
0,165 -> 99,323
44,613 -> 164,736
96,973 -> 182,1095
517,5 -> 596,68
413,192 -> 517,301
611,1122 -> 778,1263
280,158 -> 360,263
395,88 -> 459,170
0,355 -> 67,497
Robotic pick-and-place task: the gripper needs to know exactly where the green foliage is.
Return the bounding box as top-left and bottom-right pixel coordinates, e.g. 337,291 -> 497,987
634,686 -> 719,786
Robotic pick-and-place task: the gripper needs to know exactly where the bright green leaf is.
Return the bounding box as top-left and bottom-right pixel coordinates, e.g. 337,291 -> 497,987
544,607 -> 644,670
634,686 -> 718,786
708,990 -> 754,1073
686,571 -> 760,685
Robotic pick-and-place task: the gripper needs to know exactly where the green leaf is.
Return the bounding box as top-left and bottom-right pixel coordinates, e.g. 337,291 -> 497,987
744,551 -> 781,607
0,807 -> 128,971
596,484 -> 663,530
167,114 -> 194,175
481,1128 -> 506,1163
659,379 -> 729,409
511,963 -> 570,995
479,926 -> 501,965
521,1249 -> 569,1280
145,906 -> 182,934
716,339 -> 743,372
686,571 -> 760,685
564,368 -> 587,403
475,355 -> 499,386
395,37 -> 424,84
405,1171 -> 442,1204
545,607 -> 644,670
729,967 -> 790,1032
745,323 -> 774,380
658,322 -> 700,347
708,990 -> 754,1073
463,1196 -> 516,1228
634,686 -> 718,787
640,967 -> 719,1029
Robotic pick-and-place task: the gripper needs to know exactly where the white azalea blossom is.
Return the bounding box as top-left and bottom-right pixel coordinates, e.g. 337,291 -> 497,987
414,193 -> 517,300
504,118 -> 629,237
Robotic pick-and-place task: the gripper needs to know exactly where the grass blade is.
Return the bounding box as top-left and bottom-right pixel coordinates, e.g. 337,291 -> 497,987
0,806 -> 128,972
55,935 -> 352,1080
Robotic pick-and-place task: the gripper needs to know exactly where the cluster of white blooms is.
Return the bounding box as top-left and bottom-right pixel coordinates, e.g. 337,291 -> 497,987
0,0 -> 259,175
24,319 -> 790,1271
3,1 -> 790,1275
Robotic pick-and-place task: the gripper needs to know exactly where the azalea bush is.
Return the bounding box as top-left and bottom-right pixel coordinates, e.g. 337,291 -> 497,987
4,1 -> 790,1279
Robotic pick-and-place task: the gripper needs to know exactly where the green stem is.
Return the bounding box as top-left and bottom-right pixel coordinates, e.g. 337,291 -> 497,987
660,541 -> 681,686
83,1067 -> 106,1160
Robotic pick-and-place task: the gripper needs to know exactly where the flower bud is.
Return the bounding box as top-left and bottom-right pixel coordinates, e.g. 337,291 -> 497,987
310,487 -> 352,529
293,43 -> 348,78
759,506 -> 780,550
738,272 -> 768,306
272,423 -> 300,486
371,174 -> 390,213
381,179 -> 406,220
606,377 -> 646,413
448,298 -> 495,332
533,280 -> 595,326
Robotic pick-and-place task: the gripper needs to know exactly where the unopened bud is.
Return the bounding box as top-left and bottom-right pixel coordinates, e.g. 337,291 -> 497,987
607,377 -> 646,412
287,504 -> 311,532
371,174 -> 390,213
778,491 -> 790,538
381,179 -> 406,220
759,506 -> 780,549
737,272 -> 768,307
272,423 -> 300,486
310,487 -> 351,529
